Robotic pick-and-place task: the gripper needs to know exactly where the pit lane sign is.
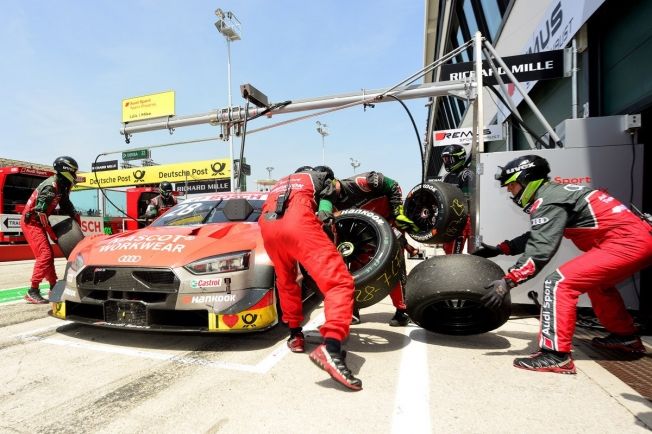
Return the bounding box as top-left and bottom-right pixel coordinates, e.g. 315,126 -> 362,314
74,158 -> 231,189
0,214 -> 21,232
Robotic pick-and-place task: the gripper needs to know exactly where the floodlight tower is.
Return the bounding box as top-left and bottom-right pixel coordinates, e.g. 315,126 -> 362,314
350,158 -> 360,174
214,8 -> 241,192
315,121 -> 329,164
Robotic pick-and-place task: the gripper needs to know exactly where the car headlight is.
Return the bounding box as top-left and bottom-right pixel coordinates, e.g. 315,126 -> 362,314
69,252 -> 85,272
184,251 -> 251,275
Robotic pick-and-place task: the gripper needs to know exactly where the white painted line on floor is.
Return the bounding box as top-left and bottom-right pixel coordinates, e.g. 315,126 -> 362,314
10,321 -> 73,339
38,337 -> 265,373
392,327 -> 431,434
254,312 -> 325,374
19,313 -> 326,375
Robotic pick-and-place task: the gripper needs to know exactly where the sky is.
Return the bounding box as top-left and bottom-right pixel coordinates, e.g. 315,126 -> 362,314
0,0 -> 429,202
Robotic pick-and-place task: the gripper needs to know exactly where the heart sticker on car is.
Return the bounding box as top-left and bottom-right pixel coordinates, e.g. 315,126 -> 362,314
222,314 -> 239,328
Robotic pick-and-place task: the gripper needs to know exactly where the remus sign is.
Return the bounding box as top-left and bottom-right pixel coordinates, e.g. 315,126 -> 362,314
74,158 -> 231,189
440,50 -> 566,86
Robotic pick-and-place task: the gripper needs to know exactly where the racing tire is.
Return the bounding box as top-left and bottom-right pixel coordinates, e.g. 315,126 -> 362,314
403,181 -> 468,244
51,217 -> 84,259
405,254 -> 511,335
333,209 -> 402,309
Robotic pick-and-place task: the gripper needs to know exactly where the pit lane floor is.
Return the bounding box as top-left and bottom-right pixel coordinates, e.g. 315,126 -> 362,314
0,258 -> 651,433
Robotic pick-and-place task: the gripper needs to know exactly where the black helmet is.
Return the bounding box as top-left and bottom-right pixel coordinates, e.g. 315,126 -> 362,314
313,165 -> 335,181
441,145 -> 467,172
295,165 -> 314,173
53,156 -> 79,185
159,181 -> 173,197
495,155 -> 550,208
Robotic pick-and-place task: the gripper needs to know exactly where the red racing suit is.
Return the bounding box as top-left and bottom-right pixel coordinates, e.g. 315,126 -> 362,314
502,182 -> 652,352
333,171 -> 407,310
442,166 -> 473,254
258,171 -> 354,342
20,175 -> 77,289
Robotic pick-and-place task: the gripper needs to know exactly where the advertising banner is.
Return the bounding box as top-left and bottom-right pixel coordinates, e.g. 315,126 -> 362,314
122,91 -> 175,123
91,160 -> 119,172
441,50 -> 565,86
433,125 -> 503,147
175,179 -> 231,194
497,0 -> 607,121
75,159 -> 231,189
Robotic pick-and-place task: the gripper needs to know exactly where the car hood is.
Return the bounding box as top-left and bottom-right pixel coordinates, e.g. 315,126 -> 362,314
73,223 -> 265,268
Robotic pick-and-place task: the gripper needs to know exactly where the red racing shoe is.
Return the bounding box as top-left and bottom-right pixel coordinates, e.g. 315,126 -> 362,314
591,334 -> 646,353
513,350 -> 576,374
309,345 -> 362,391
24,288 -> 48,304
287,332 -> 305,353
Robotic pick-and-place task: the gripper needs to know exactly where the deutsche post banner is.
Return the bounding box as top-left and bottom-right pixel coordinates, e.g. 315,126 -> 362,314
75,159 -> 231,189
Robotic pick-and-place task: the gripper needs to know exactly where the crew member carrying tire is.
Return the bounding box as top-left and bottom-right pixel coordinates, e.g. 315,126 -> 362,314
20,156 -> 80,304
440,144 -> 473,254
327,168 -> 417,326
476,155 -> 652,374
258,166 -> 362,391
144,181 -> 177,223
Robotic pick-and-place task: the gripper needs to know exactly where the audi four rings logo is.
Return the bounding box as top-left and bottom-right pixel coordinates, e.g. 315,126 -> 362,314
118,255 -> 142,263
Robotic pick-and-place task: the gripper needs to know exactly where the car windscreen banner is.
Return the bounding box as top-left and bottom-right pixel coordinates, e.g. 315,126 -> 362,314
440,49 -> 566,86
74,158 -> 231,190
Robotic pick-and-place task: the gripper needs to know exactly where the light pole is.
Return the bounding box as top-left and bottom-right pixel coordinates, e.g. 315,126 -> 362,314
315,121 -> 329,164
350,158 -> 360,174
214,8 -> 241,192
266,166 -> 274,179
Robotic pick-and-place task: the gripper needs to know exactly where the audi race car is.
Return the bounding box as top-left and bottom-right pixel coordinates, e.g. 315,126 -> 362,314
49,192 -> 282,333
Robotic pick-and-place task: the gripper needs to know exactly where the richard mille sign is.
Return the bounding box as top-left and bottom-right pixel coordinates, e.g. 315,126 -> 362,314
441,49 -> 566,86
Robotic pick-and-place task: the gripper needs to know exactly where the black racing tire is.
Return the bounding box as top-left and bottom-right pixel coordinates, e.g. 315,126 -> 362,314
405,254 -> 511,335
403,181 -> 468,244
334,209 -> 402,309
51,217 -> 84,258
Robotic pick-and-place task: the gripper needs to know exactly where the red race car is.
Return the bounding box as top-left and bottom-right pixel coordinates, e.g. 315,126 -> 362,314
50,192 -> 283,333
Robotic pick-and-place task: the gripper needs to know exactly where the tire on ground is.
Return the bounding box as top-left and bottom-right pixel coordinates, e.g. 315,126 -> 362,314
405,254 -> 511,335
51,217 -> 84,258
403,181 -> 468,244
334,209 -> 404,309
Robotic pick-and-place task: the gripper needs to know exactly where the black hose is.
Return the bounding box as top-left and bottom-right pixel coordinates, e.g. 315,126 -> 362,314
384,94 -> 425,184
92,154 -> 139,223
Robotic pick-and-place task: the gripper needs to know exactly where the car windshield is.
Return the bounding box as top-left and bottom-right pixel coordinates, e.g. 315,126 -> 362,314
151,197 -> 264,227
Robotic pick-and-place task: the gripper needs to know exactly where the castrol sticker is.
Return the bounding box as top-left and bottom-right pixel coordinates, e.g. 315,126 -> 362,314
190,278 -> 223,288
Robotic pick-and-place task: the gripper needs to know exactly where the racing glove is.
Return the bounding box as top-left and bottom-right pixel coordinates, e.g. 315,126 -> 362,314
473,243 -> 502,258
317,210 -> 334,225
473,241 -> 511,258
393,205 -> 420,233
36,212 -> 50,228
481,278 -> 515,309
145,204 -> 158,218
